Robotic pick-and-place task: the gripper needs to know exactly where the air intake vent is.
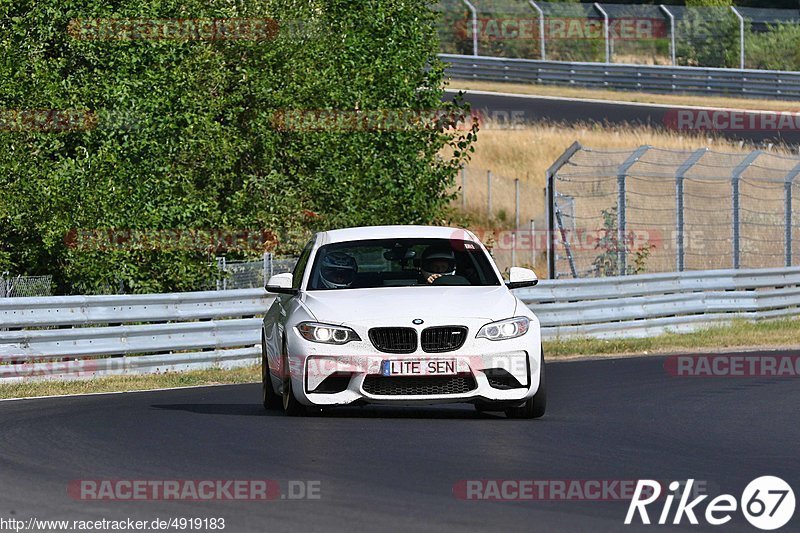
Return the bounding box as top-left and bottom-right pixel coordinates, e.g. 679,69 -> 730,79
421,326 -> 468,353
362,375 -> 477,396
368,327 -> 417,354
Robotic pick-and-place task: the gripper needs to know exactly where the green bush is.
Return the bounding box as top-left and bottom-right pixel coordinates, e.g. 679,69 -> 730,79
0,0 -> 475,293
745,22 -> 800,70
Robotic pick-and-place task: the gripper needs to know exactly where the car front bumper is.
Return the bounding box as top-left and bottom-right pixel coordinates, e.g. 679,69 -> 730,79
284,321 -> 543,407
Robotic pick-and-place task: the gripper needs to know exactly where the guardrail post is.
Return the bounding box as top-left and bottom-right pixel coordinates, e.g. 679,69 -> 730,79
784,163 -> 800,267
594,3 -> 610,63
731,7 -> 745,69
675,149 -> 707,272
731,151 -> 761,269
660,5 -> 676,66
546,142 -> 582,279
461,0 -> 479,57
616,146 -> 650,275
528,1 -> 546,60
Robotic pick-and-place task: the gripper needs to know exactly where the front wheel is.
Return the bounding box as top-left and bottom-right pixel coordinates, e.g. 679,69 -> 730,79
261,331 -> 281,410
281,347 -> 306,417
505,351 -> 547,419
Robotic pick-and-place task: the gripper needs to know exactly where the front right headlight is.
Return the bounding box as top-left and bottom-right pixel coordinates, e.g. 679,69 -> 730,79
476,317 -> 530,341
296,322 -> 360,345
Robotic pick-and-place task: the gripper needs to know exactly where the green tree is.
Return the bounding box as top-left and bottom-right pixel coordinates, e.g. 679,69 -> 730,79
0,0 -> 475,293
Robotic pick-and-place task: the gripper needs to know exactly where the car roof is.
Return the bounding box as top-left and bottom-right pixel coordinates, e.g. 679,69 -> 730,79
316,225 -> 479,245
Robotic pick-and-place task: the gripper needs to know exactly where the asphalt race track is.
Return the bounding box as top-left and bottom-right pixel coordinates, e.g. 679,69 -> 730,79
448,89 -> 800,146
1,354 -> 798,532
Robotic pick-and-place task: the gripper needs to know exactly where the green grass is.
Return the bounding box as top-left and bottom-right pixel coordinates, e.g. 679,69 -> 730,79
544,317 -> 800,358
2,317 -> 799,400
0,366 -> 260,401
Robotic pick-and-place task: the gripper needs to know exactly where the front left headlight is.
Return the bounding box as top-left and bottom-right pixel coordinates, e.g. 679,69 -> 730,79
476,317 -> 530,341
296,322 -> 361,345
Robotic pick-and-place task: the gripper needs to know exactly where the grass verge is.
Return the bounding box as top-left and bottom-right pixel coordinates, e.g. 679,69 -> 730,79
447,80 -> 800,113
545,317 -> 800,358
2,317 -> 799,400
0,366 -> 259,401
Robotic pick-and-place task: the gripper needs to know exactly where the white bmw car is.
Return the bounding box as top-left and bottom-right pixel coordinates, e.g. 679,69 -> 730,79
261,225 -> 546,418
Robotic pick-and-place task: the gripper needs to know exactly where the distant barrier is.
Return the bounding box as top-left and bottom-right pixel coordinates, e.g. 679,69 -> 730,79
441,54 -> 800,100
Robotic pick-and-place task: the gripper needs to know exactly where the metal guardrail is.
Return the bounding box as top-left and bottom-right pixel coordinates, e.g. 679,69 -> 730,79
440,54 -> 800,100
0,289 -> 275,383
1,267 -> 799,382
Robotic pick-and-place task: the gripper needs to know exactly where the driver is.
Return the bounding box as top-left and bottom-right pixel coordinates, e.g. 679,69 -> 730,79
419,245 -> 456,284
319,251 -> 358,289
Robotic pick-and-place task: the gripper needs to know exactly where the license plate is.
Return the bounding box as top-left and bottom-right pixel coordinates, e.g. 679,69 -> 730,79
380,359 -> 458,376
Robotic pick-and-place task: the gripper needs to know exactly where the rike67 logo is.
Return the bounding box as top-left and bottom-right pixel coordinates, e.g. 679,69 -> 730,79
626,477 -> 795,530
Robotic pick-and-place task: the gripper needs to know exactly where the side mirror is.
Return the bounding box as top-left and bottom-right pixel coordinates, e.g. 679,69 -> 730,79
265,273 -> 298,295
505,267 -> 538,289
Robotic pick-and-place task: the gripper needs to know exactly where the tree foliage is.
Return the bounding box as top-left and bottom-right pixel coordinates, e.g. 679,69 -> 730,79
0,0 -> 475,293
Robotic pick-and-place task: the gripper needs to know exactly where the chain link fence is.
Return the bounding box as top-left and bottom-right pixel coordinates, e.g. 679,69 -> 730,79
433,0 -> 800,69
456,167 -> 545,274
214,253 -> 298,290
546,143 -> 800,279
0,273 -> 53,298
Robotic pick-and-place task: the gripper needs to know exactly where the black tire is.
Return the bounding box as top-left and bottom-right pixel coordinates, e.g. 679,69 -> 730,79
505,350 -> 547,419
281,342 -> 306,417
261,331 -> 281,410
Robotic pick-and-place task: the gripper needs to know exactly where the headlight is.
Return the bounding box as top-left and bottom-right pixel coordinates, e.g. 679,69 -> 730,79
296,322 -> 361,345
476,317 -> 530,341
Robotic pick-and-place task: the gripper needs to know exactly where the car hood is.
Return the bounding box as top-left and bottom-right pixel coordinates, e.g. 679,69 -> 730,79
301,286 -> 517,325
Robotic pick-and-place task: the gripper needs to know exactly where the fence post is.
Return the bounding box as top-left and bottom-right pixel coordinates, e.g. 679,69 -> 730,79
511,232 -> 517,267
731,151 -> 761,269
530,219 -> 536,268
546,142 -> 582,279
528,0 -> 546,60
462,0 -> 479,56
616,146 -> 650,276
594,3 -> 610,63
0,271 -> 7,298
263,252 -> 270,287
731,6 -> 745,69
514,178 -> 520,230
675,148 -> 707,272
660,5 -> 676,66
487,170 -> 492,218
784,163 -> 800,267
461,166 -> 467,209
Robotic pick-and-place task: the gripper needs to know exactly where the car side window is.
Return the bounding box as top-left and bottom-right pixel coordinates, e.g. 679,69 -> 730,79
292,240 -> 314,290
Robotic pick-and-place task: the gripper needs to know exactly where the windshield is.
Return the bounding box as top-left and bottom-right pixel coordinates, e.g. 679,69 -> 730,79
307,238 -> 501,290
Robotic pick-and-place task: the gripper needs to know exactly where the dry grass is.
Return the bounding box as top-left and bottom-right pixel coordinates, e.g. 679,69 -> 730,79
459,121 -> 762,219
448,80 -> 800,112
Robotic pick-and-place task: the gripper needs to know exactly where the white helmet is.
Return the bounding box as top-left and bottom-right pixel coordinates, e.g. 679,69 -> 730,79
319,251 -> 358,289
421,245 -> 456,280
